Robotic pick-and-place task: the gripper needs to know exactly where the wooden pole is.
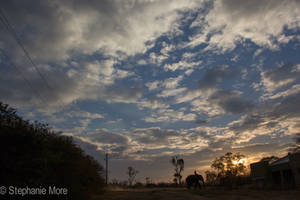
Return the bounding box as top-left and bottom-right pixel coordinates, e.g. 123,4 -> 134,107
105,153 -> 108,185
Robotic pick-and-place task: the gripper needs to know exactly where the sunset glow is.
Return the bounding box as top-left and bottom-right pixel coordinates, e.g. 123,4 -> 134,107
233,158 -> 247,165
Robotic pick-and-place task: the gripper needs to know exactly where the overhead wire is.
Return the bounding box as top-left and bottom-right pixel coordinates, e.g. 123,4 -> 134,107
0,6 -> 71,133
0,7 -> 54,93
0,50 -> 48,105
0,7 -> 113,163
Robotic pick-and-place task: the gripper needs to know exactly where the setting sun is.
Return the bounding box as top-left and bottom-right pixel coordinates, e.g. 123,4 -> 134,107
233,158 -> 247,165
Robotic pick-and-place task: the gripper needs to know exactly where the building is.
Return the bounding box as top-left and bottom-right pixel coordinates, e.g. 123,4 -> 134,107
250,152 -> 300,188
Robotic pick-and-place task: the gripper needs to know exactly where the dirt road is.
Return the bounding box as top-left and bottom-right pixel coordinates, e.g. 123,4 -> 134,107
96,187 -> 300,200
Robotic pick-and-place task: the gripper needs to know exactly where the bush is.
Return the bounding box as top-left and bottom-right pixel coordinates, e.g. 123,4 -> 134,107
0,102 -> 105,199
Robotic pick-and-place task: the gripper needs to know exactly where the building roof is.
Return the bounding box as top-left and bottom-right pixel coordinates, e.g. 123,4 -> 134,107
270,155 -> 289,166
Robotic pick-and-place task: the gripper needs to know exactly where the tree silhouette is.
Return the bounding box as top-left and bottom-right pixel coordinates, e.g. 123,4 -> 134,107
205,170 -> 217,185
211,152 -> 246,177
145,177 -> 151,185
170,155 -> 184,184
127,166 -> 138,186
0,102 -> 105,199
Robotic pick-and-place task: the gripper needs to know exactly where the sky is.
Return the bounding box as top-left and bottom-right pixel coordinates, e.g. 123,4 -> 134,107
1,0 -> 300,183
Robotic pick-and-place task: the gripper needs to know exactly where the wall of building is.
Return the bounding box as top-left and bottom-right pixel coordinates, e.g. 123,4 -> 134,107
288,153 -> 300,187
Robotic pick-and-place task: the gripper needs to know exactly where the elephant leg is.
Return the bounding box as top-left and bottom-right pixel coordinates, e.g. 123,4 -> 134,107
194,182 -> 198,190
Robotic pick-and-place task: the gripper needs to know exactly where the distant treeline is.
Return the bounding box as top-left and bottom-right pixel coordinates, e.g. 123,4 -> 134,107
0,102 -> 105,199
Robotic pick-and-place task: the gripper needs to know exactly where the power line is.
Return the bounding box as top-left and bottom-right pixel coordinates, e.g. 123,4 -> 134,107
0,7 -> 84,134
0,7 -> 71,113
0,50 -> 48,105
0,7 -> 55,97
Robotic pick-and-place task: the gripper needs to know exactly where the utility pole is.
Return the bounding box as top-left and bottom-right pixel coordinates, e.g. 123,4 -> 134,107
105,153 -> 108,185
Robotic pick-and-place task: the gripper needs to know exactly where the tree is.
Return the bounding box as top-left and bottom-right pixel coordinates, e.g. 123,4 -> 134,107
0,102 -> 105,199
211,152 -> 246,177
205,170 -> 217,185
145,177 -> 151,185
170,155 -> 184,184
127,166 -> 138,186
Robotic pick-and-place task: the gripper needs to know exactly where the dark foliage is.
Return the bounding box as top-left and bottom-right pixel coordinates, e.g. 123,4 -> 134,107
0,102 -> 105,199
209,152 -> 248,187
211,152 -> 246,177
127,166 -> 138,186
170,155 -> 184,184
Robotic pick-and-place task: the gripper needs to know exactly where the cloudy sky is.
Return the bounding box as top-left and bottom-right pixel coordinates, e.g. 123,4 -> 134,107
1,0 -> 300,182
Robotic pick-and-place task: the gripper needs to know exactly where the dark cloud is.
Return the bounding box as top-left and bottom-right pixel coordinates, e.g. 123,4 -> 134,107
198,65 -> 240,90
72,136 -> 106,161
263,63 -> 300,87
272,92 -> 300,119
79,129 -> 129,145
0,0 -> 193,109
230,114 -> 263,133
195,119 -> 209,125
130,127 -> 180,145
104,87 -> 143,103
230,92 -> 300,134
231,142 -> 290,157
209,90 -> 255,114
195,130 -> 211,140
0,57 -> 141,110
0,0 -> 197,62
0,60 -> 78,108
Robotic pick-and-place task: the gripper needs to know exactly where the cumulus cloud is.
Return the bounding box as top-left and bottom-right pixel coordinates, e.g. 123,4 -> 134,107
145,75 -> 187,98
149,52 -> 168,65
158,88 -> 187,98
145,81 -> 160,91
188,0 -> 300,52
164,60 -> 202,72
187,89 -> 254,116
179,65 -> 249,116
162,75 -> 184,89
125,127 -> 210,157
230,91 -> 300,142
0,0 -> 203,62
175,89 -> 206,104
129,127 -> 180,147
143,108 -> 197,123
0,57 -> 138,110
0,0 -> 206,113
79,129 -> 129,145
137,96 -> 169,110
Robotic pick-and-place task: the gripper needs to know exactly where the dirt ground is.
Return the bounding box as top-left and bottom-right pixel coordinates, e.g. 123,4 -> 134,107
96,187 -> 300,200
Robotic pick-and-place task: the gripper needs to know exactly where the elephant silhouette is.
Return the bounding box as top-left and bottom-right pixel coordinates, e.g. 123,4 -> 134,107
186,171 -> 205,189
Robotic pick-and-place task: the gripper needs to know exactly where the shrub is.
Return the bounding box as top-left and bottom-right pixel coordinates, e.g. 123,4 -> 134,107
0,102 -> 105,199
